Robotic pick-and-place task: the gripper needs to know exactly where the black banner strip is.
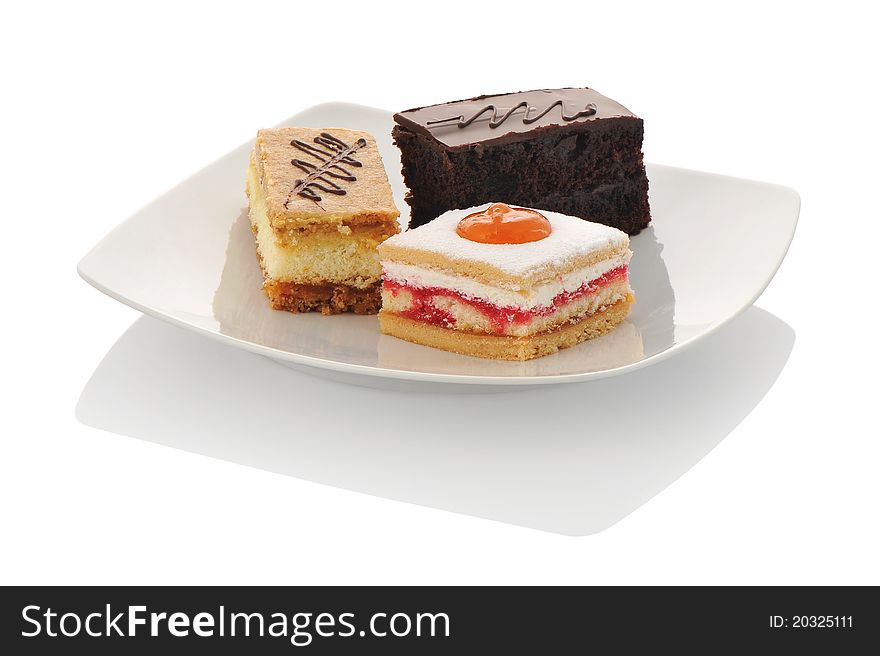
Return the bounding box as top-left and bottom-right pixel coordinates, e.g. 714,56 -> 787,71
1,586 -> 876,653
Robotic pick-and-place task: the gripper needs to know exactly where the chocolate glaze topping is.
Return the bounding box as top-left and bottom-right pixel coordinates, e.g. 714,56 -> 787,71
395,88 -> 638,149
427,100 -> 597,130
285,132 -> 367,206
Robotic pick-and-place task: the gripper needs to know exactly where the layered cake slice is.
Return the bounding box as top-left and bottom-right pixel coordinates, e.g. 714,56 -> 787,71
246,127 -> 400,314
378,202 -> 634,360
393,88 -> 651,234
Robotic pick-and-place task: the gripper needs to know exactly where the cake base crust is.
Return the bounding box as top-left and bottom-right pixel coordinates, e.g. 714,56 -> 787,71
379,294 -> 633,360
264,279 -> 382,315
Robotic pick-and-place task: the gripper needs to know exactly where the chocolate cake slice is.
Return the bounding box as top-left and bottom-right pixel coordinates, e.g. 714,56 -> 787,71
392,88 -> 651,235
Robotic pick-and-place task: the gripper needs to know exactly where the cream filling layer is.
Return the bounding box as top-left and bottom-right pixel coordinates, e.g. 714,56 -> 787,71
382,253 -> 630,311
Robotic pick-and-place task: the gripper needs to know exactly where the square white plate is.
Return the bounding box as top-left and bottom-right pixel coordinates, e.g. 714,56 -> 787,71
78,102 -> 799,387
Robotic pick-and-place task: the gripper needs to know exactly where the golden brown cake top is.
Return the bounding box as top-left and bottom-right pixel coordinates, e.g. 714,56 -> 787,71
252,127 -> 400,232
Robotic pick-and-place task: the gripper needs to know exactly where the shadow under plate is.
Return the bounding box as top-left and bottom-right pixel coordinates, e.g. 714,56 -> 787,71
76,306 -> 793,535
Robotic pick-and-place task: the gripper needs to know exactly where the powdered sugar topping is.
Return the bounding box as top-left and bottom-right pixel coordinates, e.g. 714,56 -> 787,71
386,204 -> 629,276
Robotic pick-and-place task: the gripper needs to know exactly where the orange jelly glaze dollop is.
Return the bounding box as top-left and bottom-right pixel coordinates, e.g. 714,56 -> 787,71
456,202 -> 552,244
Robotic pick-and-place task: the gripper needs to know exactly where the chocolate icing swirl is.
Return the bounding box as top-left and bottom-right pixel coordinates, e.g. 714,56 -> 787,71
394,89 -> 636,149
284,132 -> 367,207
426,100 -> 598,130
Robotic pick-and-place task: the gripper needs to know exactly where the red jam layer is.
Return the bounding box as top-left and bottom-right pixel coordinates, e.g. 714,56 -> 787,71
384,265 -> 628,334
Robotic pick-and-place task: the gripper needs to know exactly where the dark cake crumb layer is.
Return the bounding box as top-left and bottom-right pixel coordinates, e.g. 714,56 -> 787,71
392,88 -> 651,235
394,124 -> 651,234
264,281 -> 382,315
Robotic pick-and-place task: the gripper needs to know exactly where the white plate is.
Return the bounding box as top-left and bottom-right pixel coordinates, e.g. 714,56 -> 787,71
78,102 -> 799,387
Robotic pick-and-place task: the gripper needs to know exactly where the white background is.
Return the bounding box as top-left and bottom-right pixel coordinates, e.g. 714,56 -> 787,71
2,1 -> 877,584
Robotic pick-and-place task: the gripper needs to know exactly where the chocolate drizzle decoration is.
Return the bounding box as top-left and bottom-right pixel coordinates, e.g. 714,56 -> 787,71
284,132 -> 367,207
426,100 -> 598,130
